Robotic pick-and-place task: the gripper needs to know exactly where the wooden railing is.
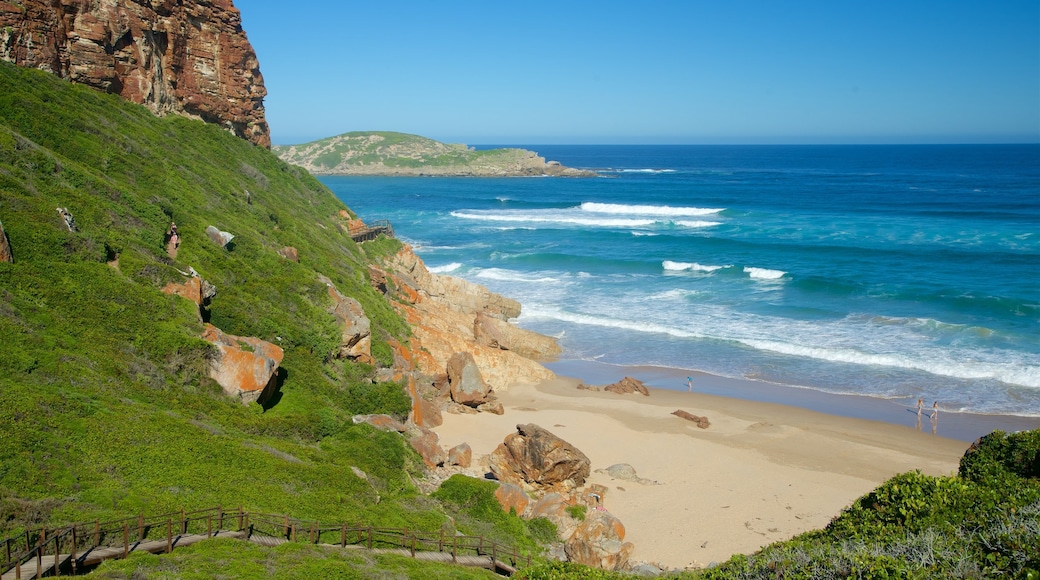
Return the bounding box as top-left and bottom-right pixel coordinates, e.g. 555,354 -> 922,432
1,506 -> 530,578
350,219 -> 394,242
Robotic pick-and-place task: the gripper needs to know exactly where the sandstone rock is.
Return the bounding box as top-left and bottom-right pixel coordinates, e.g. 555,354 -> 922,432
201,323 -> 283,405
447,352 -> 491,407
0,217 -> 11,263
338,209 -> 350,219
478,400 -> 505,415
319,275 -> 372,363
576,383 -> 600,392
489,424 -> 591,491
406,375 -> 443,428
447,443 -> 472,468
205,226 -> 234,249
161,271 -> 216,320
494,482 -> 529,516
474,311 -> 561,359
352,414 -> 407,433
0,0 -> 270,147
529,492 -> 579,541
672,409 -> 710,429
409,426 -> 445,468
277,246 -> 299,262
604,377 -> 649,396
564,510 -> 634,571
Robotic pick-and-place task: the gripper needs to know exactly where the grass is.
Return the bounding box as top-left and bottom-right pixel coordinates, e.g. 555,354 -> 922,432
0,60 -> 543,574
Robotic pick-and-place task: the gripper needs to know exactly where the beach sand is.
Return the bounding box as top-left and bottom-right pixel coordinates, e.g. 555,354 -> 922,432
433,371 -> 997,570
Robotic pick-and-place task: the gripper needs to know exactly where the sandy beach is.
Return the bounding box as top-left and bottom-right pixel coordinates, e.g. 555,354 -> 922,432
431,368 -> 1029,570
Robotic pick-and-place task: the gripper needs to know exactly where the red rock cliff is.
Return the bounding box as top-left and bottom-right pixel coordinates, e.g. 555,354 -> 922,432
0,0 -> 270,148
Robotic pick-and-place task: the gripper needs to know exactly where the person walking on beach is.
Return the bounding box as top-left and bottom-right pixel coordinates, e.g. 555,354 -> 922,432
916,398 -> 924,431
930,401 -> 939,435
687,376 -> 694,392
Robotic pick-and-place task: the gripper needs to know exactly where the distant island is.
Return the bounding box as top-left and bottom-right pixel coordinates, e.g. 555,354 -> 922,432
273,131 -> 596,177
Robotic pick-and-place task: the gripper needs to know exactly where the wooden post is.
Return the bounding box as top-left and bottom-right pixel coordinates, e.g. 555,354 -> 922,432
70,526 -> 77,575
217,505 -> 224,531
438,528 -> 444,552
207,514 -> 212,537
340,524 -> 347,548
181,508 -> 187,535
357,523 -> 362,545
93,520 -> 99,547
290,524 -> 296,543
479,535 -> 484,555
310,522 -> 316,544
166,520 -> 172,553
237,507 -> 243,531
492,543 -> 497,566
244,513 -> 249,533
410,532 -> 415,558
137,514 -> 143,542
452,535 -> 457,563
284,515 -> 290,539
6,537 -> 12,568
52,533 -> 59,577
367,527 -> 372,550
122,523 -> 129,559
37,528 -> 44,580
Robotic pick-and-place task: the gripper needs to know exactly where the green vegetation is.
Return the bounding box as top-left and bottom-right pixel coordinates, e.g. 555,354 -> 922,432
565,505 -> 587,521
273,131 -> 546,175
432,475 -> 558,557
0,60 -> 543,575
90,537 -> 501,579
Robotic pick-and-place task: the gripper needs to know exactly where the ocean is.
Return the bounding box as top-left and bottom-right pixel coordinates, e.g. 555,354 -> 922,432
321,145 -> 1040,417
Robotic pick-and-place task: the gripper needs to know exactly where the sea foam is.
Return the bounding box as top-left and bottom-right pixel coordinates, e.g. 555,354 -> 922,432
663,260 -> 727,272
744,266 -> 787,280
428,262 -> 462,274
581,202 -> 724,217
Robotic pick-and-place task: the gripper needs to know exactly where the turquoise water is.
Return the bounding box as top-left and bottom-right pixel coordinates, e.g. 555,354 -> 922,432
322,145 -> 1040,416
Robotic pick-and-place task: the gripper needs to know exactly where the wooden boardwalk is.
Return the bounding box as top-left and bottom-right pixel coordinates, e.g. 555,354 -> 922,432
350,219 -> 394,242
1,507 -> 527,578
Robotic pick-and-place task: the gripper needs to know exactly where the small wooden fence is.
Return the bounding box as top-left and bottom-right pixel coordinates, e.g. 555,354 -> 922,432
1,506 -> 529,578
350,219 -> 394,243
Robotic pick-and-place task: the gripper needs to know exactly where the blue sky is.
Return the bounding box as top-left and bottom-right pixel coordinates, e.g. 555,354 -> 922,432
236,1 -> 1039,146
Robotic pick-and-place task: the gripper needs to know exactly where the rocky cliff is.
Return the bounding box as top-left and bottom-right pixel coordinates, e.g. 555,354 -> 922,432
0,0 -> 269,147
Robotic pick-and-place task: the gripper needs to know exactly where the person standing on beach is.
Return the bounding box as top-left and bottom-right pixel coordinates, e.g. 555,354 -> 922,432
916,398 -> 924,430
687,377 -> 693,392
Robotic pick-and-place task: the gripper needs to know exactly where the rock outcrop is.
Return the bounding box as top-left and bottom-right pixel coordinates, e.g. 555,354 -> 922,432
0,0 -> 269,147
319,275 -> 372,364
205,226 -> 234,249
564,510 -> 634,571
161,272 -> 216,321
201,323 -> 283,405
0,217 -> 12,263
494,482 -> 530,516
374,245 -> 557,390
604,376 -> 650,396
672,409 -> 711,429
489,424 -> 591,492
446,352 -> 491,407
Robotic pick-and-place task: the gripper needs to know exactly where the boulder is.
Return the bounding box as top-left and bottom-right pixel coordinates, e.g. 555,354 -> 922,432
494,482 -> 530,516
352,414 -> 407,433
57,207 -> 77,232
577,383 -> 600,392
447,352 -> 491,407
406,375 -> 443,428
161,271 -> 216,320
201,324 -> 283,405
671,409 -> 710,429
529,492 -> 579,541
478,400 -> 505,415
318,274 -> 372,364
205,226 -> 235,249
409,427 -> 446,468
488,424 -> 591,491
564,510 -> 634,571
277,246 -> 299,262
604,376 -> 649,396
447,443 -> 472,468
0,218 -> 12,263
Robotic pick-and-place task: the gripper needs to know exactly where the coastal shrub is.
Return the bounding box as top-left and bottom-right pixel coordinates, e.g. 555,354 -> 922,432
565,504 -> 587,521
432,475 -> 552,557
959,429 -> 1040,483
514,561 -> 634,580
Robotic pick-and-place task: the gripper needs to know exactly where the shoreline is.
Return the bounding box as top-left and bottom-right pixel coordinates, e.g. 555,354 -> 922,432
545,359 -> 1040,443
433,373 -> 976,569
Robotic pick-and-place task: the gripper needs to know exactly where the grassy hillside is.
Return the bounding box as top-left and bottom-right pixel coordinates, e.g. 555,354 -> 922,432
0,61 -> 549,575
273,131 -> 566,176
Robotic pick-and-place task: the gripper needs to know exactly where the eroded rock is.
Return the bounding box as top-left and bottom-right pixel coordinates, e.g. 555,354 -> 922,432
0,218 -> 13,263
672,409 -> 711,429
604,377 -> 649,396
0,0 -> 270,147
494,482 -> 530,516
489,424 -> 591,492
201,324 -> 283,405
319,275 -> 372,364
205,226 -> 234,249
447,352 -> 491,407
409,426 -> 446,468
564,510 -> 634,571
447,443 -> 472,468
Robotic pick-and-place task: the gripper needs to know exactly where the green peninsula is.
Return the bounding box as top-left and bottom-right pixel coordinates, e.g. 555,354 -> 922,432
273,131 -> 596,177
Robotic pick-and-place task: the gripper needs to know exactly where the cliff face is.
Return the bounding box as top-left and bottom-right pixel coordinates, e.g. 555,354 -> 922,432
0,0 -> 270,148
